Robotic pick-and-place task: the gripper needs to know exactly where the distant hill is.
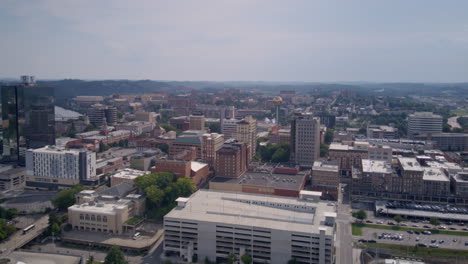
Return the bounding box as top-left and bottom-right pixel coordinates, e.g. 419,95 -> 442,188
1,79 -> 465,102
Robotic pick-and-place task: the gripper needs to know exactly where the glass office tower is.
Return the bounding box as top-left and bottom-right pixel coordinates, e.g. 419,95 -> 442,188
1,76 -> 55,165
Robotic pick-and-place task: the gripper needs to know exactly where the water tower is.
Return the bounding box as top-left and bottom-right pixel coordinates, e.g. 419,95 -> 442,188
273,96 -> 283,125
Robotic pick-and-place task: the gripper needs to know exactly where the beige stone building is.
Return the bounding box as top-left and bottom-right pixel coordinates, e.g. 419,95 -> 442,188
201,133 -> 224,168
189,113 -> 205,131
236,116 -> 257,162
69,184 -> 144,234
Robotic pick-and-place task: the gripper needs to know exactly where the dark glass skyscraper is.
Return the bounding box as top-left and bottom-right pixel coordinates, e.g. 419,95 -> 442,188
1,76 -> 55,164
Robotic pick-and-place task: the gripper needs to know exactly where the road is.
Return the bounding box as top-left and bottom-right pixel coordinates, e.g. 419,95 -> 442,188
141,234 -> 164,264
29,241 -> 143,263
335,184 -> 356,264
0,214 -> 49,256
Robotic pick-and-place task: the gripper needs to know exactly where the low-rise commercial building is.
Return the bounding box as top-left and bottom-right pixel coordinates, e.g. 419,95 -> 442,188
210,169 -> 307,198
0,165 -> 26,191
110,169 -> 148,186
70,184 -> 144,234
164,190 -> 335,264
367,125 -> 398,139
414,133 -> 468,151
311,161 -> 340,200
115,121 -> 155,136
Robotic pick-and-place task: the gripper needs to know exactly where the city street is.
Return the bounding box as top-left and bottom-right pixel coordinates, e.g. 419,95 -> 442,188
28,242 -> 143,264
335,184 -> 356,264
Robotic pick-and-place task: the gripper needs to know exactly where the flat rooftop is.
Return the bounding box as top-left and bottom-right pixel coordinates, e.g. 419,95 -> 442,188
362,159 -> 393,174
211,171 -> 306,191
165,190 -> 335,235
112,168 -> 147,179
422,167 -> 449,182
398,157 -> 423,172
68,202 -> 126,215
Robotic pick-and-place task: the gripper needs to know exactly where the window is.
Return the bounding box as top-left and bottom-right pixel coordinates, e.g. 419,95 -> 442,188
85,214 -> 90,220
103,216 -> 107,222
97,215 -> 101,222
80,214 -> 84,220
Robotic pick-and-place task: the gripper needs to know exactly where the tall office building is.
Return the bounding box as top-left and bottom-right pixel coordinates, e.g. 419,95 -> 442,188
408,112 -> 443,138
215,139 -> 248,178
236,115 -> 257,162
189,112 -> 205,131
221,118 -> 240,140
290,113 -> 320,168
202,133 -> 224,168
1,76 -> 55,164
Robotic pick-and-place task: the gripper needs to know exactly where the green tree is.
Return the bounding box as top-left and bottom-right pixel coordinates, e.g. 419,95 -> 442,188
160,124 -> 181,134
51,185 -> 84,210
104,246 -> 127,264
320,144 -> 329,157
288,258 -> 299,264
174,178 -> 197,197
241,253 -> 252,264
271,148 -> 288,163
208,123 -> 221,133
86,256 -> 94,264
158,143 -> 169,154
352,210 -> 367,223
430,217 -> 441,227
393,215 -> 404,226
324,128 -> 334,144
145,185 -> 165,205
227,253 -> 237,264
443,123 -> 451,132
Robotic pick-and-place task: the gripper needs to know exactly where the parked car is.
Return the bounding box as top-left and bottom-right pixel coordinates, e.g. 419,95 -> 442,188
368,240 -> 377,243
417,243 -> 427,247
366,220 -> 373,223
416,237 -> 420,241
407,230 -> 414,234
422,231 -> 432,235
414,231 -> 421,235
450,227 -> 457,230
439,240 -> 445,244
464,241 -> 468,246
376,221 -> 384,224
388,222 -> 396,226
430,244 -> 439,248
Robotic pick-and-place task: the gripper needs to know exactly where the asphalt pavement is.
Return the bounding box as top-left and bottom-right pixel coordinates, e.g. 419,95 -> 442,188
336,184 -> 356,264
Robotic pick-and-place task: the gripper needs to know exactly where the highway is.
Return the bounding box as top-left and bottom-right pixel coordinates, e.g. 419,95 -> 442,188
0,214 -> 49,256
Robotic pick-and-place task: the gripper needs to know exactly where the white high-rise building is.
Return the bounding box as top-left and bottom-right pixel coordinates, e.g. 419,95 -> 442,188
164,190 -> 335,264
222,119 -> 240,140
408,112 -> 443,138
26,146 -> 96,186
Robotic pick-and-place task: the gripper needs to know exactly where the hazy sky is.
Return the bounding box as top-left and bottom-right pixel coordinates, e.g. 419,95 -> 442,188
1,0 -> 467,82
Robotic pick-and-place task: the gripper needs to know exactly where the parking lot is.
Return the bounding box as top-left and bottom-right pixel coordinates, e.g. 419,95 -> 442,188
358,227 -> 468,250
1,191 -> 56,213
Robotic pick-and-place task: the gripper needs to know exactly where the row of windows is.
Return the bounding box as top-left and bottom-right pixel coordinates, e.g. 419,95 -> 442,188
79,214 -> 108,222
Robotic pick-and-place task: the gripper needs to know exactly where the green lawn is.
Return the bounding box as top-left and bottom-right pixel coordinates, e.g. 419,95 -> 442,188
352,223 -> 363,236
352,223 -> 468,237
363,242 -> 468,259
